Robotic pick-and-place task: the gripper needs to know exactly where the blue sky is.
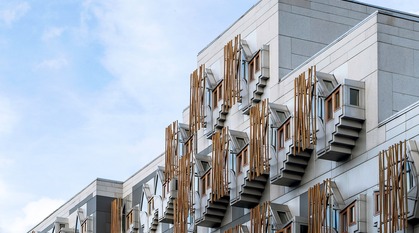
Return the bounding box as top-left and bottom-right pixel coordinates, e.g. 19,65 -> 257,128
0,0 -> 418,232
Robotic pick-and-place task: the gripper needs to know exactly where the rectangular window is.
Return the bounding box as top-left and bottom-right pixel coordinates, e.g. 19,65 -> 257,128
340,201 -> 356,233
236,146 -> 248,174
325,87 -> 341,121
374,191 -> 380,216
285,121 -> 291,140
255,53 -> 260,72
349,88 -> 359,106
148,198 -> 154,214
212,82 -> 223,109
326,97 -> 333,121
278,128 -> 284,150
334,90 -> 340,110
248,51 -> 260,81
249,62 -> 255,81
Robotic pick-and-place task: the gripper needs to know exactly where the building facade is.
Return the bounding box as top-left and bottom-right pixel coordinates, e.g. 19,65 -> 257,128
29,0 -> 419,233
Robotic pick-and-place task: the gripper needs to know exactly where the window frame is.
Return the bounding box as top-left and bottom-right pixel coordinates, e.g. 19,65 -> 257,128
340,201 -> 356,233
325,86 -> 342,121
212,81 -> 223,109
277,118 -> 291,151
201,169 -> 211,195
236,146 -> 249,174
248,51 -> 261,82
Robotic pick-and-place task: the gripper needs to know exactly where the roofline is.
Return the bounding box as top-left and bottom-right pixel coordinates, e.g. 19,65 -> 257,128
198,0 -> 419,57
28,178 -> 123,233
197,0 -> 262,56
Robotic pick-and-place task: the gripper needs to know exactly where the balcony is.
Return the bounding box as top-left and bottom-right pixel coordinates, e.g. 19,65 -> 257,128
270,133 -> 313,187
316,79 -> 365,161
158,179 -> 177,223
230,145 -> 268,208
194,170 -> 230,228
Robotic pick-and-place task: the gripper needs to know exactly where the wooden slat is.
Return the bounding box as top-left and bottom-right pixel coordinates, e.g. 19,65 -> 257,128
211,127 -> 229,202
110,198 -> 122,233
293,66 -> 317,154
378,140 -> 408,233
189,65 -> 206,134
222,35 -> 241,112
164,121 -> 179,184
250,201 -> 271,233
249,99 -> 270,180
174,138 -> 193,233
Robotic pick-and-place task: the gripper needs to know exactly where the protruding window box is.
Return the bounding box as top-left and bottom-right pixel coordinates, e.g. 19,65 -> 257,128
230,144 -> 268,208
158,178 -> 177,224
126,206 -> 140,233
269,103 -> 313,187
316,79 -> 365,161
195,169 -> 229,228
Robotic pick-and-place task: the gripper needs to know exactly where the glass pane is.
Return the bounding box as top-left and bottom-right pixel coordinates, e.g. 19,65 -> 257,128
237,137 -> 246,149
277,111 -> 287,122
323,80 -> 334,91
327,99 -> 333,120
350,88 -> 359,106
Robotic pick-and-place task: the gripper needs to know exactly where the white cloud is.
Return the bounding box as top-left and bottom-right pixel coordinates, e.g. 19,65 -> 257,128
0,2 -> 30,27
36,56 -> 68,70
42,27 -> 65,41
7,198 -> 64,233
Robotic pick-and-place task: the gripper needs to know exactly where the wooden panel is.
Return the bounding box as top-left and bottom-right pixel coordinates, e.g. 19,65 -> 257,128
293,66 -> 317,154
308,179 -> 331,233
174,137 -> 193,233
378,141 -> 408,233
164,121 -> 179,184
110,198 -> 123,233
211,127 -> 230,202
249,99 -> 270,180
189,65 -> 206,134
222,34 -> 241,112
250,201 -> 271,233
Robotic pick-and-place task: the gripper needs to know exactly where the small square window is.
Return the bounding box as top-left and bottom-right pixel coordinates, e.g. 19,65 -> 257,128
326,98 -> 333,121
349,88 -> 359,106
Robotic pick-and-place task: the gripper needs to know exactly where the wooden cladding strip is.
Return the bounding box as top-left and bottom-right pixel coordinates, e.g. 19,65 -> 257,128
308,179 -> 332,233
211,127 -> 230,202
222,34 -> 241,112
165,121 -> 179,184
110,198 -> 123,233
293,66 -> 317,154
249,99 -> 270,180
189,64 -> 206,134
224,225 -> 245,233
250,201 -> 271,233
174,139 -> 193,233
378,140 -> 408,233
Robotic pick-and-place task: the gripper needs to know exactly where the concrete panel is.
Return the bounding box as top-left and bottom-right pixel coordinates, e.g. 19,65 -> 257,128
378,43 -> 414,77
377,71 -> 393,122
393,74 -> 419,97
279,11 -> 311,40
393,92 -> 419,112
385,123 -> 405,140
291,38 -> 326,57
279,35 -> 292,69
415,50 -> 419,76
291,54 -> 309,68
309,17 -> 349,44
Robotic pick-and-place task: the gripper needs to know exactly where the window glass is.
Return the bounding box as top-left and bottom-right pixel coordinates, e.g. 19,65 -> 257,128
349,88 -> 359,106
326,98 -> 333,120
335,90 -> 340,110
277,111 -> 287,122
323,80 -> 334,91
236,137 -> 246,149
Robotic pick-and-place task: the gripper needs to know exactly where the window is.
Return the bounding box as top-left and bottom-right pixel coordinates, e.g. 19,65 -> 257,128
278,119 -> 291,150
277,111 -> 287,122
334,90 -> 340,110
340,202 -> 356,233
126,210 -> 134,230
276,223 -> 292,233
349,88 -> 359,106
148,197 -> 154,214
406,161 -> 415,191
323,80 -> 334,92
373,191 -> 380,216
236,137 -> 246,150
236,146 -> 248,173
201,170 -> 211,194
248,51 -> 260,81
212,82 -> 223,109
278,128 -> 284,150
81,220 -> 88,233
325,87 -> 341,121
